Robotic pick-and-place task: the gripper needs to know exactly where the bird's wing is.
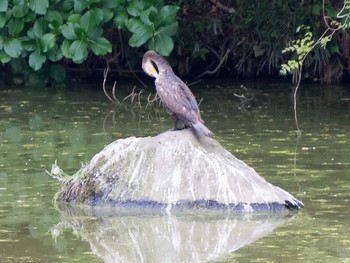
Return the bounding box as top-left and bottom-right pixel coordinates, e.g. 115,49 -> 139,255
156,76 -> 200,123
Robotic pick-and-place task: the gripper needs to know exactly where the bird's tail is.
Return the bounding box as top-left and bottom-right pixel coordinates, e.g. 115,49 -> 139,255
192,122 -> 214,137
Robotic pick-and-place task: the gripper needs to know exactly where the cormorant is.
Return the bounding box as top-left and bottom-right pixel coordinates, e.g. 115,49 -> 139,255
142,50 -> 213,137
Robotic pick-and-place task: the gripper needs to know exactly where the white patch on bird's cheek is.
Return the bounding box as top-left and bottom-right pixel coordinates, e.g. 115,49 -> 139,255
145,61 -> 158,78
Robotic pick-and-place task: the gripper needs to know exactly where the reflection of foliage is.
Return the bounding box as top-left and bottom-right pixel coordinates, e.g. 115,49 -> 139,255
233,84 -> 254,111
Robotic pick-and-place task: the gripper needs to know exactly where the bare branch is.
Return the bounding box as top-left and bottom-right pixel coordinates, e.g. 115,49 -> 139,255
103,67 -> 120,105
198,49 -> 230,78
146,93 -> 159,108
208,0 -> 236,14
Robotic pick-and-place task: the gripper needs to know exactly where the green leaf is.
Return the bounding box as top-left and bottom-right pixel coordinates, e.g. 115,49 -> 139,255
101,0 -> 119,8
68,14 -> 81,24
30,0 -> 49,15
23,12 -> 36,23
158,5 -> 179,25
0,0 -> 8,12
129,24 -> 153,47
46,11 -> 63,24
46,11 -> 63,32
26,27 -> 35,39
60,39 -> 71,58
41,33 -> 56,52
73,27 -> 85,39
22,37 -> 37,51
80,9 -> 103,35
33,18 -> 47,38
102,8 -> 114,23
12,3 -> 28,18
0,51 -> 11,63
127,1 -> 139,17
29,49 -> 46,70
148,33 -> 174,56
0,13 -> 6,28
63,0 -> 74,12
114,12 -> 128,29
89,37 -> 112,55
4,38 -> 23,58
7,18 -> 24,36
47,45 -> 63,62
127,18 -> 143,33
69,39 -> 88,63
61,23 -> 77,40
74,0 -> 88,13
157,22 -> 178,37
140,6 -> 157,25
279,64 -> 289,75
89,27 -> 103,39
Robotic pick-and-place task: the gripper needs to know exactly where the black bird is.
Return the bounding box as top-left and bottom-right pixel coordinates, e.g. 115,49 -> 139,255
142,50 -> 213,137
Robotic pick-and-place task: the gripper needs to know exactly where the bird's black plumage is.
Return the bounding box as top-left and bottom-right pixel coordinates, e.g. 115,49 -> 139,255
142,50 -> 213,137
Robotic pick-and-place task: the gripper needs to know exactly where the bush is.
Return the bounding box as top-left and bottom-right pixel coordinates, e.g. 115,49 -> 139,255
0,0 -> 179,86
1,0 -> 349,87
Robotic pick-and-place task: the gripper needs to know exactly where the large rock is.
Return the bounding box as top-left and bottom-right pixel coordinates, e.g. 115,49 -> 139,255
60,129 -> 303,211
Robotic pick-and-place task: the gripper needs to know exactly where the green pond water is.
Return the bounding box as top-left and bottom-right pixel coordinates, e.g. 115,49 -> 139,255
0,81 -> 349,262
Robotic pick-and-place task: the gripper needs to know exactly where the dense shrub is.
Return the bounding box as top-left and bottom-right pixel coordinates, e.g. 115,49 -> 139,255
0,0 -> 349,86
0,0 -> 179,86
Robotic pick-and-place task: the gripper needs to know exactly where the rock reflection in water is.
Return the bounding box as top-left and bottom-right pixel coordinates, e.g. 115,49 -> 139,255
53,206 -> 296,263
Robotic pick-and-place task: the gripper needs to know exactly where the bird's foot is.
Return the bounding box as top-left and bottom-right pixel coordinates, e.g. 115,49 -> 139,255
161,125 -> 188,134
170,126 -> 186,131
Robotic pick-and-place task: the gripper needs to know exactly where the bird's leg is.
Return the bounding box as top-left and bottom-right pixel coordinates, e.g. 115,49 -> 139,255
171,119 -> 178,131
169,114 -> 185,131
173,118 -> 188,131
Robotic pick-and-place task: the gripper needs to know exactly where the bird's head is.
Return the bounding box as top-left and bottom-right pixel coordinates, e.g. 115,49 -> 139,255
142,51 -> 159,78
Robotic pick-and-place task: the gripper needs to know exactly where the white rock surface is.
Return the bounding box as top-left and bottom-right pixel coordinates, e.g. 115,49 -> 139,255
64,129 -> 303,211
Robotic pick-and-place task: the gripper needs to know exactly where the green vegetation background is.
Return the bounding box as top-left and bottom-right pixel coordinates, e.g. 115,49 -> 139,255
0,0 -> 349,87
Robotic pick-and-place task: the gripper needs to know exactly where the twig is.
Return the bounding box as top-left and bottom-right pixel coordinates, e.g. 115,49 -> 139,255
293,28 -> 337,132
291,0 -> 349,133
122,86 -> 137,102
103,67 -> 120,105
136,89 -> 143,108
187,79 -> 202,87
198,97 -> 203,106
233,93 -> 246,100
112,82 -> 118,102
102,110 -> 114,132
208,0 -> 236,14
146,93 -> 159,108
198,49 -> 230,78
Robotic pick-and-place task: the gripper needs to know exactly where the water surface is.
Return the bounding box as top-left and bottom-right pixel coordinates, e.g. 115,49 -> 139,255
0,82 -> 349,262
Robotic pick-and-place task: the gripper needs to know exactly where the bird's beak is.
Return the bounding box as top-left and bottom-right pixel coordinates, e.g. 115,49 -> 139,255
143,61 -> 159,78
